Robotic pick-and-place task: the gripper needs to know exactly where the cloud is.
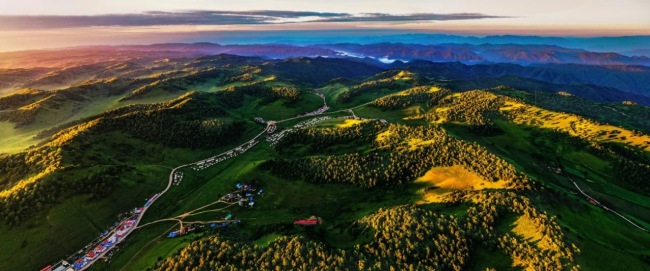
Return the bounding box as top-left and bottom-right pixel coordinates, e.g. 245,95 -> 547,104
315,13 -> 506,22
0,10 -> 507,30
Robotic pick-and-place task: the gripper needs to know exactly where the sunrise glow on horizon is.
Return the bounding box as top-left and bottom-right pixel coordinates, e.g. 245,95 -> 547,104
0,0 -> 649,51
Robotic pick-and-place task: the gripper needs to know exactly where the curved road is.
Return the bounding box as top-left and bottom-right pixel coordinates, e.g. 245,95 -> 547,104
568,176 -> 649,233
79,125 -> 272,270
78,161 -> 197,270
75,95 -> 368,270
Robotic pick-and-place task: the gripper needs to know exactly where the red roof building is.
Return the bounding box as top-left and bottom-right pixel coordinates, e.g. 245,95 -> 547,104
294,219 -> 319,226
94,245 -> 104,253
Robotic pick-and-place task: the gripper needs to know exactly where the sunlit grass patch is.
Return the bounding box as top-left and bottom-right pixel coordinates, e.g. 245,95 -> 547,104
392,70 -> 414,80
375,129 -> 393,144
253,233 -> 284,248
337,119 -> 365,128
502,104 -> 650,151
415,166 -> 508,203
511,215 -> 546,247
500,100 -> 526,111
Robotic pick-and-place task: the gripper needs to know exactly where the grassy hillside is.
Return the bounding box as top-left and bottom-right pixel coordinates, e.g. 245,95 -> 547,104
1,58 -> 649,271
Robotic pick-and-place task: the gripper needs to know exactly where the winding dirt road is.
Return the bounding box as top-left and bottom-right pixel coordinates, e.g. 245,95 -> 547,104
72,94 -> 369,270
568,176 -> 648,233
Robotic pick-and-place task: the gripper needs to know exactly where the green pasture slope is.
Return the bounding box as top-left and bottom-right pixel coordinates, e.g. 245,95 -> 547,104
444,119 -> 650,271
2,71 -> 650,271
0,80 -> 341,270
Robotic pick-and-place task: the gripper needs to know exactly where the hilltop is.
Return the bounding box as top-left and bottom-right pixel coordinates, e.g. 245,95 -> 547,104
0,50 -> 649,271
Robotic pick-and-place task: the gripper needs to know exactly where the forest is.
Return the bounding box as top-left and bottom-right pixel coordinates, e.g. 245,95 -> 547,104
263,124 -> 520,188
1,56 -> 649,271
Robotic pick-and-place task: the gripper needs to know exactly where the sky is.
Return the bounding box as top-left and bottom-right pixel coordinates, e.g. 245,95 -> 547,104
0,0 -> 649,51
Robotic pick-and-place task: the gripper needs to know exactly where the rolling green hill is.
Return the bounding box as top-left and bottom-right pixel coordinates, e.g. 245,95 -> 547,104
0,55 -> 649,271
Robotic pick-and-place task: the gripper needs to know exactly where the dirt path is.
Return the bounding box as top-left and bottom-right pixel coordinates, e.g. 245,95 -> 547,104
76,93 -> 371,270
568,176 -> 648,233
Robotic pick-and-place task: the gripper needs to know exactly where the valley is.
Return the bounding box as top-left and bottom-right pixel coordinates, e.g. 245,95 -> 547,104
0,49 -> 649,271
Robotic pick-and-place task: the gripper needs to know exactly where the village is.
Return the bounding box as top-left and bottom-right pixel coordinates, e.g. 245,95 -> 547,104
166,181 -> 264,238
41,95 -> 356,271
42,194 -> 159,271
301,93 -> 329,116
267,116 -> 332,146
191,138 -> 259,171
43,178 -> 268,271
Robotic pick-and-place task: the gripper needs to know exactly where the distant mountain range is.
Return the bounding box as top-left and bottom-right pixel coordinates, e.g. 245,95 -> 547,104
4,42 -> 648,68
318,43 -> 650,66
172,31 -> 650,54
2,42 -> 650,101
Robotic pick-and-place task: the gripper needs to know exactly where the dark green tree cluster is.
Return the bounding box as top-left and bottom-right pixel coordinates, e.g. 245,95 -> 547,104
71,165 -> 132,199
0,91 -> 243,224
426,90 -> 512,135
0,78 -> 148,126
274,121 -> 387,153
36,90 -> 214,139
263,124 -> 518,188
218,82 -> 301,108
155,205 -> 471,271
0,153 -> 41,190
0,175 -> 65,225
225,66 -> 262,83
155,193 -> 578,270
373,124 -> 518,182
324,77 -> 357,86
596,142 -> 650,194
338,78 -> 407,103
0,143 -> 65,224
263,152 -> 411,188
354,205 -> 469,270
225,72 -> 255,83
96,113 -> 244,149
492,86 -> 650,134
452,190 -> 579,271
123,68 -> 233,100
124,79 -> 186,100
370,86 -> 451,110
265,86 -> 300,105
428,90 -> 505,125
611,158 -> 650,194
0,104 -> 41,126
0,88 -> 46,110
54,91 -> 246,149
0,164 -> 134,224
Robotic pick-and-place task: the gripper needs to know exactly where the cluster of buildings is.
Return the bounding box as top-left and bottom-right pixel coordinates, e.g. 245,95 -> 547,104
167,224 -> 198,238
293,116 -> 331,129
303,93 -> 329,116
266,123 -> 277,133
71,234 -> 118,269
40,261 -> 73,271
266,129 -> 292,146
167,214 -> 242,238
266,116 -> 332,146
67,213 -> 139,270
253,117 -> 266,124
168,182 -> 258,239
172,171 -> 184,186
302,103 -> 329,116
222,182 -> 264,208
191,139 -> 259,171
42,194 -> 157,271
